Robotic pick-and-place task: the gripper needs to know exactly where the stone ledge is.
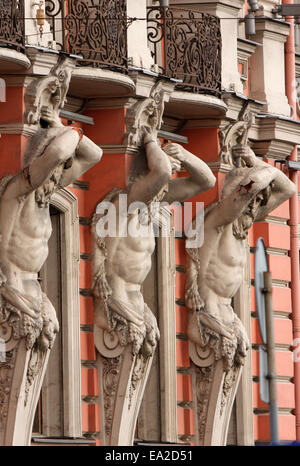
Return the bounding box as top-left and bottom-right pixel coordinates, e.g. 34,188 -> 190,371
0,47 -> 31,73
69,67 -> 136,99
166,90 -> 227,120
31,436 -> 95,446
250,114 -> 300,152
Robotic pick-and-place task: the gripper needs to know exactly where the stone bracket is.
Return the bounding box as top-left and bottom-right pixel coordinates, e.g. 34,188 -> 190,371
96,327 -> 155,446
190,342 -> 243,446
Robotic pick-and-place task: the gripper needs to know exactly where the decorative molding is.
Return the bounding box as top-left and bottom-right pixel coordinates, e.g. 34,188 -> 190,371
100,145 -> 140,155
251,114 -> 300,147
254,17 -> 291,42
155,208 -> 177,443
252,139 -> 294,160
0,123 -> 37,137
49,188 -> 81,438
25,48 -> 60,76
233,245 -> 254,446
237,38 -> 259,91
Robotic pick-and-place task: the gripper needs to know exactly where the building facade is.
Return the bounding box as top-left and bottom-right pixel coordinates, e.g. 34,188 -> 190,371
0,0 -> 299,446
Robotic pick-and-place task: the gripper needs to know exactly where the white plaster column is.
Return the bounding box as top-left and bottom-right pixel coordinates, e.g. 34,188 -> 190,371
249,17 -> 291,116
25,1 -> 53,48
127,0 -> 154,69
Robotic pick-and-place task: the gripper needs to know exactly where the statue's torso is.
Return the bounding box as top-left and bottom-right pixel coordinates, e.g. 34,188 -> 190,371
0,192 -> 52,280
196,222 -> 247,325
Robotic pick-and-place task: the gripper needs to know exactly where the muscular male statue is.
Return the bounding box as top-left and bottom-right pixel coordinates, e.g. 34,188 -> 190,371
185,145 -> 296,365
92,127 -> 216,357
0,75 -> 103,352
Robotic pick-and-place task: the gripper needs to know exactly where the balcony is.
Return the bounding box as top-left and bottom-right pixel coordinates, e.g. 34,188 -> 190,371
146,6 -> 222,97
0,0 -> 25,50
45,0 -> 128,73
0,2 -> 223,102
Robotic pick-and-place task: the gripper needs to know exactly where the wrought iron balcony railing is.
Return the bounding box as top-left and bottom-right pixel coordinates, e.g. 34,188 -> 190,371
45,0 -> 128,72
147,6 -> 222,96
0,1 -> 221,96
0,0 -> 25,51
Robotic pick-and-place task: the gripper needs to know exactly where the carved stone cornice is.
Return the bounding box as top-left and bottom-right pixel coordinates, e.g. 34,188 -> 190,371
170,0 -> 245,16
253,17 -> 290,43
237,38 -> 260,62
128,68 -> 175,99
99,144 -> 139,155
25,47 -> 60,76
221,91 -> 266,121
252,139 -> 295,160
250,114 -> 300,148
0,123 -> 37,138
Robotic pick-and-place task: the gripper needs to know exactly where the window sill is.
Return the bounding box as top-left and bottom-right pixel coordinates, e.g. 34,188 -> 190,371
31,436 -> 96,447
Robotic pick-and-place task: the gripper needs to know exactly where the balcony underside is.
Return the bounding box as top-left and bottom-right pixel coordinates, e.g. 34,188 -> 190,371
165,90 -> 227,120
0,48 -> 30,72
68,67 -> 135,99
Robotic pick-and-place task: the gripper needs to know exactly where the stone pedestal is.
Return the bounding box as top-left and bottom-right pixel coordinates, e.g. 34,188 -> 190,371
0,308 -> 55,445
189,341 -> 243,446
95,327 -> 155,446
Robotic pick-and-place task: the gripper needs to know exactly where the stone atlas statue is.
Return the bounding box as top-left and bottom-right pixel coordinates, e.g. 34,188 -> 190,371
185,115 -> 296,444
0,55 -> 102,446
91,80 -> 216,445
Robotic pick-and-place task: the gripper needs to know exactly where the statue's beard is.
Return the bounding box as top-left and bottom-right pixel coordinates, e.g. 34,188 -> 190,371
35,164 -> 64,208
138,186 -> 168,225
232,214 -> 253,240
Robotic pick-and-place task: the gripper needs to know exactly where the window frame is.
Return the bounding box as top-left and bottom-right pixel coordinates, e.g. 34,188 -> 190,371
35,188 -> 81,438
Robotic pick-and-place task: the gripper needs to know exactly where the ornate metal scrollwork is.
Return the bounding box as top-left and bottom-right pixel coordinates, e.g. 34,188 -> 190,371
45,0 -> 64,49
0,0 -> 25,51
147,6 -> 222,96
45,0 -> 128,71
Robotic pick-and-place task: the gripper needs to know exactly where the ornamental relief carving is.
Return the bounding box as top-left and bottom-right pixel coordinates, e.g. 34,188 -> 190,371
218,105 -> 254,168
